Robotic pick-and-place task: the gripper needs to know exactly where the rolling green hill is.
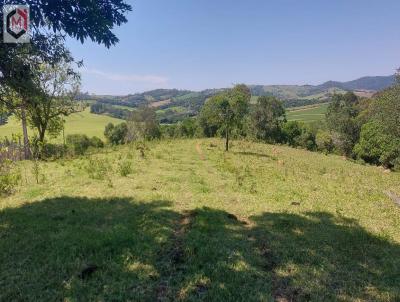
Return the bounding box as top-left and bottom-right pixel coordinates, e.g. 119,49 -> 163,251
83,75 -> 393,123
0,108 -> 124,142
1,138 -> 399,301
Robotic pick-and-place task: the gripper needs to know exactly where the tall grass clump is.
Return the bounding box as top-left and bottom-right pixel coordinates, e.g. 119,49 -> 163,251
0,158 -> 21,195
117,159 -> 133,177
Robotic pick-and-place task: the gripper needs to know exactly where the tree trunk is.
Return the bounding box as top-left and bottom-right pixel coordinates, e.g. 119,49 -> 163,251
38,124 -> 46,143
225,128 -> 229,152
20,102 -> 31,160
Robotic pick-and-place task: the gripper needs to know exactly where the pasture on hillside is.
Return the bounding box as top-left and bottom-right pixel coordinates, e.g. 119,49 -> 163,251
0,108 -> 124,142
286,103 -> 329,122
0,138 -> 399,301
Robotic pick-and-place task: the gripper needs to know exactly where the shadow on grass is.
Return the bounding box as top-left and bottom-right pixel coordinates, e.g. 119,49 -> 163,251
0,197 -> 399,301
249,211 -> 400,301
0,197 -> 179,301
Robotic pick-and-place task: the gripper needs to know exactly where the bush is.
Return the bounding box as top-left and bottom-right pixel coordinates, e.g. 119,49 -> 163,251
176,118 -> 198,138
85,157 -> 112,180
160,124 -> 178,139
89,136 -> 104,148
282,121 -> 316,151
104,122 -> 128,145
294,131 -> 316,151
0,159 -> 20,195
66,134 -> 90,155
31,137 -> 66,159
41,143 -> 67,159
282,121 -> 302,146
316,130 -> 335,153
117,159 -> 133,176
354,121 -> 400,168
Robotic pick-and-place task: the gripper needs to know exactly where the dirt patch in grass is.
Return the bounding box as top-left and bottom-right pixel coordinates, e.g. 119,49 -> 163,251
385,191 -> 400,207
195,142 -> 205,161
150,99 -> 171,108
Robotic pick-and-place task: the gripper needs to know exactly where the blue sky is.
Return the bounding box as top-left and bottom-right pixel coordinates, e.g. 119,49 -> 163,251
67,0 -> 400,95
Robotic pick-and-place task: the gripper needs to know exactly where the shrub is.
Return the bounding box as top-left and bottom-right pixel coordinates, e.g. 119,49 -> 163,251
89,136 -> 104,148
104,122 -> 128,145
136,141 -> 149,158
31,160 -> 45,184
316,130 -> 335,153
0,159 -> 21,195
161,124 -> 178,139
294,131 -> 316,151
41,143 -> 67,159
282,121 -> 316,151
117,159 -> 133,177
66,134 -> 90,155
176,118 -> 198,138
282,121 -> 302,146
85,157 -> 112,180
354,121 -> 400,168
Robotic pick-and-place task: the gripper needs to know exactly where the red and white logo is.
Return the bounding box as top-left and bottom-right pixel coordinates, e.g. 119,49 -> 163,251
3,5 -> 30,43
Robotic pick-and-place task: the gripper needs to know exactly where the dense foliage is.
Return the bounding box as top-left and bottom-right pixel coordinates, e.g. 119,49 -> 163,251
104,123 -> 128,145
90,103 -> 130,120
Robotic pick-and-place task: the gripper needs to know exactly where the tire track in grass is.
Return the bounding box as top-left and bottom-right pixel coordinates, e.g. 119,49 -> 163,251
155,210 -> 197,301
195,142 -> 205,161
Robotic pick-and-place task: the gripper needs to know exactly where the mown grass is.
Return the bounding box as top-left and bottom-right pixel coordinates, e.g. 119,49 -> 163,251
0,108 -> 124,142
1,139 -> 399,301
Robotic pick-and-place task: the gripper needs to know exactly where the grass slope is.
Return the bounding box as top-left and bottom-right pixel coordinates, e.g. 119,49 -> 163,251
1,139 -> 399,301
286,103 -> 329,122
0,108 -> 124,142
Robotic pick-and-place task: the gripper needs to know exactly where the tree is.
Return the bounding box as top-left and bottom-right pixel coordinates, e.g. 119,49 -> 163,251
250,96 -> 286,143
176,118 -> 198,138
0,81 -> 34,159
354,121 -> 400,169
282,121 -> 302,146
199,85 -> 250,151
27,61 -> 82,143
127,106 -> 161,142
326,92 -> 360,156
198,97 -> 223,137
369,85 -> 400,138
0,0 -> 131,158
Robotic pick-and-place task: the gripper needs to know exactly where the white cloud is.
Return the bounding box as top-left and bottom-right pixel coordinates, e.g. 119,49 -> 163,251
81,68 -> 168,85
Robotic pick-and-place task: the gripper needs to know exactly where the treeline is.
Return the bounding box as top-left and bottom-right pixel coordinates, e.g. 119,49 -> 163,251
282,98 -> 330,108
91,95 -> 331,124
13,82 -> 399,173
90,103 -> 131,119
166,84 -> 399,170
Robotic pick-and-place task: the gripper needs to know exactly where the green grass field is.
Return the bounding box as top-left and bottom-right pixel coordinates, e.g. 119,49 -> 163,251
286,103 -> 329,122
0,108 -> 124,142
1,138 -> 399,301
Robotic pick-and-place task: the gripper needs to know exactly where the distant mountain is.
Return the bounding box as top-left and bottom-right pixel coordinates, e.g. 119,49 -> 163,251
317,75 -> 395,91
250,75 -> 395,99
85,74 -> 395,123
